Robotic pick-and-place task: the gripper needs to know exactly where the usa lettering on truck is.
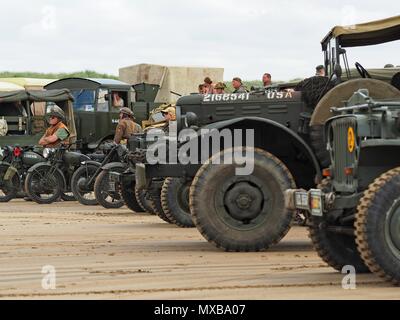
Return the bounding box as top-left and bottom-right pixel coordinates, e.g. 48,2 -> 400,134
203,91 -> 293,103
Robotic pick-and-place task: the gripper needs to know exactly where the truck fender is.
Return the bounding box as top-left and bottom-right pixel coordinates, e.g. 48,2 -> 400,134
192,116 -> 322,179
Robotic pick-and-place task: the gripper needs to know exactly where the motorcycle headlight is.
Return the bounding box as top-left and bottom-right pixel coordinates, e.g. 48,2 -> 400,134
43,148 -> 55,159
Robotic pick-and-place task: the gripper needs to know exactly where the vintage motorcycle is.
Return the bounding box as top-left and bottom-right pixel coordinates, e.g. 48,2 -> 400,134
24,145 -> 96,204
0,145 -> 46,202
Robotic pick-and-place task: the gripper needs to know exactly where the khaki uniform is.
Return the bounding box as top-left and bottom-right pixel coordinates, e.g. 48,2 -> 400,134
42,122 -> 70,148
114,118 -> 141,144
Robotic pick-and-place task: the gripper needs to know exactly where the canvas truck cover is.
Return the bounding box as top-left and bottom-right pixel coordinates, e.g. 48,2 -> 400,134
322,15 -> 400,49
0,89 -> 74,103
0,89 -> 77,140
0,78 -> 55,90
119,64 -> 224,103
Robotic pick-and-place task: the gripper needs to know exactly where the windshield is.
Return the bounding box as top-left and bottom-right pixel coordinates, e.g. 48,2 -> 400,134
71,89 -> 95,112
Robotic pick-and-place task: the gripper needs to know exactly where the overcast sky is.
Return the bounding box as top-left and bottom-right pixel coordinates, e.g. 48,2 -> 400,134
1,0 -> 399,81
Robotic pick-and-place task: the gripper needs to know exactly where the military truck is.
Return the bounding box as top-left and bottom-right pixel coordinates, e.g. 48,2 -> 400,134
114,15 -> 400,252
285,89 -> 400,285
0,89 -> 76,148
45,78 -> 160,151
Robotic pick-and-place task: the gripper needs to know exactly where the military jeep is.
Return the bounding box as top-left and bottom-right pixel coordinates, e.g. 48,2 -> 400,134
117,15 -> 400,252
285,89 -> 400,285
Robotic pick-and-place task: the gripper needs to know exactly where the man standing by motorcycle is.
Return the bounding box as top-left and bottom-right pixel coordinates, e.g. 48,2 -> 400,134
114,107 -> 142,145
38,106 -> 70,148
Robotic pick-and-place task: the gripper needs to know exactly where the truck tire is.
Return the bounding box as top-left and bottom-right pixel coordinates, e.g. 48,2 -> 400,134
148,181 -> 173,223
135,187 -> 155,214
161,178 -> 194,228
355,168 -> 400,285
71,163 -> 100,206
94,168 -> 124,209
0,164 -> 20,202
190,147 -> 296,252
310,79 -> 400,167
121,180 -> 144,213
309,179 -> 369,273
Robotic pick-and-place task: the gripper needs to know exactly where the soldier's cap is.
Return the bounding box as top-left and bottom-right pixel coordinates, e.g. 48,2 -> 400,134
161,106 -> 176,116
232,77 -> 242,83
316,65 -> 325,71
214,82 -> 227,90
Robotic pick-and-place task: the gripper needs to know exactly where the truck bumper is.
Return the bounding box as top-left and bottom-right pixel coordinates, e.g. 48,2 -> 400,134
285,188 -> 362,217
285,189 -> 325,217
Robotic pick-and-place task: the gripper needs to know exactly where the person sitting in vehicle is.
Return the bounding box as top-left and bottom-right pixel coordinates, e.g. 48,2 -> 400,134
232,77 -> 248,93
203,77 -> 215,94
263,73 -> 272,87
214,82 -> 227,94
114,107 -> 142,145
112,92 -> 125,108
161,106 -> 176,122
38,106 -> 70,148
315,65 -> 326,77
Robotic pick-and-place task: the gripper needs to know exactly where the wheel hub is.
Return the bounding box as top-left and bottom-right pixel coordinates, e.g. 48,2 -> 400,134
224,182 -> 263,221
77,177 -> 89,192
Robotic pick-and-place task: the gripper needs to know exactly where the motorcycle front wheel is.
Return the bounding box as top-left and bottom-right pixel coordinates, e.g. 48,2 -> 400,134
25,166 -> 64,204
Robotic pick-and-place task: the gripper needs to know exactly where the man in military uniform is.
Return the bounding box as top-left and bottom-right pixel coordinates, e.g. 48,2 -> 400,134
114,107 -> 142,145
39,106 -> 70,148
232,77 -> 248,93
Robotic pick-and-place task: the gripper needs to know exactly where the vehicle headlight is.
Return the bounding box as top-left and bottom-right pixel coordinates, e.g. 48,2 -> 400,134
43,148 -> 55,159
183,112 -> 199,128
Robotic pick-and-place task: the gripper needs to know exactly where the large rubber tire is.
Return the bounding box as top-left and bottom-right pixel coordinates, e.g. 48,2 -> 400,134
148,181 -> 173,223
309,179 -> 369,273
190,147 -> 296,252
25,166 -> 64,204
94,168 -> 125,209
355,168 -> 400,285
135,187 -> 155,214
0,164 -> 20,202
71,163 -> 100,206
161,178 -> 194,228
310,79 -> 400,167
121,181 -> 144,213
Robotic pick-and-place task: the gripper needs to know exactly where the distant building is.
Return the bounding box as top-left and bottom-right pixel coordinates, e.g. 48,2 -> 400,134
119,63 -> 224,103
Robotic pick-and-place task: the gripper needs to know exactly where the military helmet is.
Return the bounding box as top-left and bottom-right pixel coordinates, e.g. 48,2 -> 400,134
119,107 -> 135,118
214,82 -> 226,90
47,105 -> 65,121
